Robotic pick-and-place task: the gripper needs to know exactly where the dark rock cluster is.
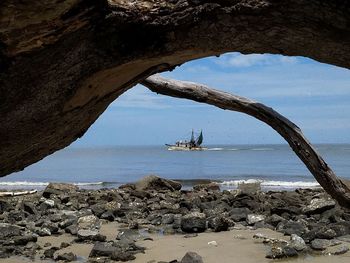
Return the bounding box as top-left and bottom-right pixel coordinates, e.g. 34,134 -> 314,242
0,176 -> 349,262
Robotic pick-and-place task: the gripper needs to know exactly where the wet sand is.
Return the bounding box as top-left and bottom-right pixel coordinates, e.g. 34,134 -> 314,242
134,228 -> 350,263
3,223 -> 349,263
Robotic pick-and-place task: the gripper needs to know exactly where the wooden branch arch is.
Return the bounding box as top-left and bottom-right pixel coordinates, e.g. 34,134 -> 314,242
1,0 -> 350,177
142,75 -> 350,208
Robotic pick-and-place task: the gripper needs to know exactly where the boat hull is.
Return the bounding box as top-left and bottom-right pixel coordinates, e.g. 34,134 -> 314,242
167,146 -> 207,151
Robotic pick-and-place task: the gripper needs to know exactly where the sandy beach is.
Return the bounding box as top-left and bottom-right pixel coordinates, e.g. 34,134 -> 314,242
2,223 -> 350,263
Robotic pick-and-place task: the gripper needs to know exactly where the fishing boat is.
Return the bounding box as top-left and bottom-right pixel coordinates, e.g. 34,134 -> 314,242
166,130 -> 207,151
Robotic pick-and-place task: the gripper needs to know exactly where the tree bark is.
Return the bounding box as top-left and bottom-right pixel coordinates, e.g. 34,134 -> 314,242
1,0 -> 349,176
142,75 -> 350,208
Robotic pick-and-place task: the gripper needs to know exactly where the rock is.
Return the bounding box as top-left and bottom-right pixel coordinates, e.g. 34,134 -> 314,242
36,227 -> 51,236
128,221 -> 139,230
246,214 -> 265,225
105,201 -> 121,211
229,208 -> 251,222
78,215 -> 99,230
181,252 -> 203,263
0,223 -> 21,238
253,233 -> 288,247
266,214 -> 285,227
77,229 -> 105,241
65,224 -> 78,235
130,189 -> 150,199
162,214 -> 175,225
0,200 -> 9,213
329,222 -> 350,237
117,229 -> 137,242
59,218 -> 77,229
310,239 -> 341,250
91,204 -> 106,217
208,216 -> 229,232
302,198 -> 336,215
7,210 -> 25,223
283,246 -> 298,257
193,183 -> 220,192
266,246 -> 298,259
315,228 -> 337,239
111,250 -> 136,261
42,222 -> 59,234
23,202 -> 37,215
43,183 -> 78,198
135,175 -> 182,192
337,235 -> 350,243
50,214 -> 63,223
43,199 -> 55,208
100,211 -> 115,221
60,242 -> 70,249
277,221 -> 308,236
254,221 -> 274,230
290,234 -> 307,251
43,247 -> 59,259
181,212 -> 206,233
324,244 -> 349,255
89,242 -> 117,257
13,234 -> 37,245
56,252 -> 77,262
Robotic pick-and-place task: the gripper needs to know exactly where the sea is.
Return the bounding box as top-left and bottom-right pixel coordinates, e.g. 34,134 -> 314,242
1,144 -> 350,191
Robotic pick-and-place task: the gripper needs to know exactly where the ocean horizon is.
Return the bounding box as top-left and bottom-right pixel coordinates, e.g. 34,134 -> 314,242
2,143 -> 350,191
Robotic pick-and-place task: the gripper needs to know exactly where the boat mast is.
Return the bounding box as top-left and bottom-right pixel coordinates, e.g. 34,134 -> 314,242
190,129 -> 196,147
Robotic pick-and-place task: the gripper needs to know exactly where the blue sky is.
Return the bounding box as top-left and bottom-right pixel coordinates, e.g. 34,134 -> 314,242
73,52 -> 350,146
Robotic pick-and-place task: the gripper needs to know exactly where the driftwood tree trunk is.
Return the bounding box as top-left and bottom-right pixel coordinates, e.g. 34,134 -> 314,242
142,75 -> 350,208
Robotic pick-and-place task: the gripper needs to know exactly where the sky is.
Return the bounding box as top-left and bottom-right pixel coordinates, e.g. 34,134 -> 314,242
72,52 -> 350,147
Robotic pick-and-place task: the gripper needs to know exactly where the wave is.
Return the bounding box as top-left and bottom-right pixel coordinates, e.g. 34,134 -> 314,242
0,181 -> 107,187
220,179 -> 320,188
74,182 -> 105,186
208,147 -> 240,151
207,148 -> 225,151
0,181 -> 50,186
249,148 -> 274,151
207,147 -> 274,151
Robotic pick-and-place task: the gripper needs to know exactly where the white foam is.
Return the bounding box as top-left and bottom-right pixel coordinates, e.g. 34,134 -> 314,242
220,179 -> 320,188
73,182 -> 104,186
0,181 -> 49,186
208,148 -> 225,151
0,181 -> 104,187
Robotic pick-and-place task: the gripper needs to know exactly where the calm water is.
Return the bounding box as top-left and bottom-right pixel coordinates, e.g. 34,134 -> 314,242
1,144 -> 350,190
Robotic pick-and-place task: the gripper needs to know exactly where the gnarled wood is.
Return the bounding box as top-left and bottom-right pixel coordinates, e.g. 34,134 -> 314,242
142,75 -> 350,208
1,0 -> 350,176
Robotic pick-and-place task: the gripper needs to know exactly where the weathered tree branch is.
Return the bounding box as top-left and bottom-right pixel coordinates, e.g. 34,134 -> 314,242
142,75 -> 350,208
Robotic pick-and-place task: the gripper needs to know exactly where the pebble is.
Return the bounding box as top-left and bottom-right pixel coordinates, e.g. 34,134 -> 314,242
207,241 -> 218,246
311,239 -> 342,250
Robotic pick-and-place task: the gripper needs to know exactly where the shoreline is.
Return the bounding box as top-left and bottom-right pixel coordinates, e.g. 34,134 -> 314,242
0,178 -> 322,192
0,176 -> 349,262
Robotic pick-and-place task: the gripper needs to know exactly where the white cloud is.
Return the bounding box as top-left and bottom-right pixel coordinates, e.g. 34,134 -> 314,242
183,65 -> 210,73
111,85 -> 171,109
216,52 -> 299,68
